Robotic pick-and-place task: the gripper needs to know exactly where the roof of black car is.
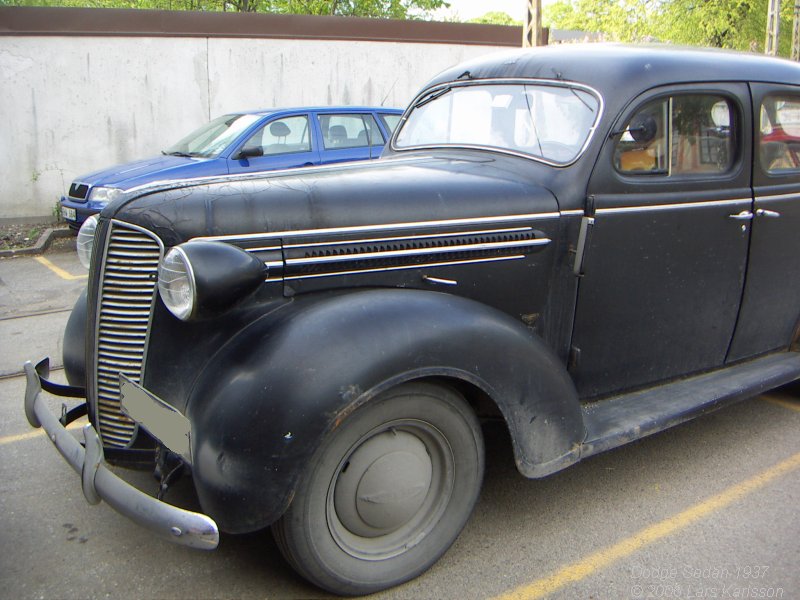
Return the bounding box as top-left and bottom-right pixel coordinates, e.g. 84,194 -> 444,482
425,44 -> 800,97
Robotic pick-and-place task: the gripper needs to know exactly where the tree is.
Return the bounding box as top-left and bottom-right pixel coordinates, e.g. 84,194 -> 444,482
468,11 -> 521,26
544,0 -> 796,57
1,0 -> 449,18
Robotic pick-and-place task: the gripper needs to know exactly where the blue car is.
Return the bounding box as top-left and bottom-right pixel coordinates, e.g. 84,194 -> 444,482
60,106 -> 404,228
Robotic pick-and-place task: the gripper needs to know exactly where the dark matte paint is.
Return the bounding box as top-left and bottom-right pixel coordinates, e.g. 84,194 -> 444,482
60,45 -> 800,534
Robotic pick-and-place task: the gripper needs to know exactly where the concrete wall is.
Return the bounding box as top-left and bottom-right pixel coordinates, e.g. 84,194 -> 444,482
0,9 -> 518,221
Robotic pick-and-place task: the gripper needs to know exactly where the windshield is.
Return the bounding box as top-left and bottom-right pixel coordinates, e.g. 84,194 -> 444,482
395,83 -> 601,165
164,113 -> 262,158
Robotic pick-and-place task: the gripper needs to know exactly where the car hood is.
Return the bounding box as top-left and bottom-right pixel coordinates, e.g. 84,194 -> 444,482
108,153 -> 560,247
76,155 -> 213,189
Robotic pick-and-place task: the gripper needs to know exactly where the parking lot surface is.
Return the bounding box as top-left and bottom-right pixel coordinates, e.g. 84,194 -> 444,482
1,248 -> 798,599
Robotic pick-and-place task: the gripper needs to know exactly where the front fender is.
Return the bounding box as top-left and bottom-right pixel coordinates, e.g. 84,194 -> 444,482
187,288 -> 583,533
63,289 -> 87,388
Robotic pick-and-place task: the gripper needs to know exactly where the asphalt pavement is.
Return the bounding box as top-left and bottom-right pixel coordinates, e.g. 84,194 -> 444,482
1,247 -> 798,600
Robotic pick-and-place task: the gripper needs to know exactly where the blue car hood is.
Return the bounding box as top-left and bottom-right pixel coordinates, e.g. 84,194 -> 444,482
77,155 -> 218,189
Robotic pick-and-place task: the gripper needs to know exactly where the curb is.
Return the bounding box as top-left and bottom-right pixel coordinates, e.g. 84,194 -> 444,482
0,227 -> 74,259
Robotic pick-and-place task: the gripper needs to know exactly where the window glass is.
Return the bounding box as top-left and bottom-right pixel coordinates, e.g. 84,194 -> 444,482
364,115 -> 385,147
242,116 -> 310,156
759,95 -> 800,173
380,114 -> 402,136
615,95 -> 735,176
394,83 -> 600,165
319,114 -> 381,149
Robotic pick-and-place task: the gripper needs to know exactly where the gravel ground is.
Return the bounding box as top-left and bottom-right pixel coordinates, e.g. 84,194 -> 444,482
0,221 -> 74,252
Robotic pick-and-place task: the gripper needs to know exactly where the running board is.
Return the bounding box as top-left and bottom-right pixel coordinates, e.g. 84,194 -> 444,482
580,351 -> 800,459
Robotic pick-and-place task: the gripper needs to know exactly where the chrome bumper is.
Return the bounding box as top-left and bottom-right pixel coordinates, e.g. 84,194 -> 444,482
23,359 -> 219,550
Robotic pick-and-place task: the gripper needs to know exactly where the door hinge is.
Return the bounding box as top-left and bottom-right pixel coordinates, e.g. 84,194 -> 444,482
573,216 -> 594,276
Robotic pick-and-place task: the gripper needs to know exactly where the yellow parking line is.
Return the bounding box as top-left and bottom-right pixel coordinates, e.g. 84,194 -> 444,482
492,451 -> 800,600
0,421 -> 83,446
34,256 -> 87,281
762,395 -> 800,412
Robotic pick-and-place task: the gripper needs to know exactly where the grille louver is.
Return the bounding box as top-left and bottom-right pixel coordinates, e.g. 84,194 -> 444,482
95,222 -> 163,447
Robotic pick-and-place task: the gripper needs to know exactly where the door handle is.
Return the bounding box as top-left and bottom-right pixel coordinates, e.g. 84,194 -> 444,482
728,210 -> 754,220
756,208 -> 781,218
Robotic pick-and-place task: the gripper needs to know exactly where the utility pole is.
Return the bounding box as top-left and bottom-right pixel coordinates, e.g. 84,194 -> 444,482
792,0 -> 800,61
523,0 -> 544,47
765,0 -> 781,56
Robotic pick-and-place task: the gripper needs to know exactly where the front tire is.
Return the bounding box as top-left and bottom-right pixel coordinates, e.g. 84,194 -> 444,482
272,382 -> 484,595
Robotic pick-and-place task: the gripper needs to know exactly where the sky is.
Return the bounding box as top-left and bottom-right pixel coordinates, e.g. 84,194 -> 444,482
434,0 -> 554,23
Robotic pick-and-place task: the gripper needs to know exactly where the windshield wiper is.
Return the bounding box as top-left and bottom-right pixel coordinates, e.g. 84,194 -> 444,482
414,86 -> 452,109
162,151 -> 196,157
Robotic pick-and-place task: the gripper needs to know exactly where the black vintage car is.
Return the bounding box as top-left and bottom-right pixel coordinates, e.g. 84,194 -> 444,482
24,45 -> 800,595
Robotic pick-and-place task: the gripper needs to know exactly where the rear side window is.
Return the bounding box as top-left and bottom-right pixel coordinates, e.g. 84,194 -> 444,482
615,95 -> 735,176
759,95 -> 800,173
319,114 -> 384,149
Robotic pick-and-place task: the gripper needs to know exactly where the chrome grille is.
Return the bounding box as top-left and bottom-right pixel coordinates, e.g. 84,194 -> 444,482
95,221 -> 163,447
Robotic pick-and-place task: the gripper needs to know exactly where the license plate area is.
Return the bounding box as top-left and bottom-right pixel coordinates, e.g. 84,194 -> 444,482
119,374 -> 192,463
61,206 -> 77,221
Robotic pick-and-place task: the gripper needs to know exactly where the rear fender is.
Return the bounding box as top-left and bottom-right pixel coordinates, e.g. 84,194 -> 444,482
186,288 -> 583,533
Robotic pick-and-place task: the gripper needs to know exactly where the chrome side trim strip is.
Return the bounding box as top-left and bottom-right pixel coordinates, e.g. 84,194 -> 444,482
282,226 -> 534,250
755,192 -> 800,203
280,254 -> 526,282
243,245 -> 282,253
596,198 -> 751,215
559,209 -> 585,217
286,237 -> 551,267
196,213 -> 559,245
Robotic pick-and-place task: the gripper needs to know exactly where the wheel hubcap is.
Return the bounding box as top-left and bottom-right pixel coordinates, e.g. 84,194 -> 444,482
327,420 -> 454,560
335,430 -> 432,537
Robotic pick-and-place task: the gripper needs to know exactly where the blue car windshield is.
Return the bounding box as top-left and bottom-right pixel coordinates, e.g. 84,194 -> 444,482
164,114 -> 262,158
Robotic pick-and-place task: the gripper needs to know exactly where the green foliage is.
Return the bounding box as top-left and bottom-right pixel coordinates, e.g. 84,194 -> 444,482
1,0 -> 448,18
467,11 -> 521,26
544,0 -> 797,58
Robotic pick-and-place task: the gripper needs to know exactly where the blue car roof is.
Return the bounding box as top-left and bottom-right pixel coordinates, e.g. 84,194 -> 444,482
231,106 -> 404,117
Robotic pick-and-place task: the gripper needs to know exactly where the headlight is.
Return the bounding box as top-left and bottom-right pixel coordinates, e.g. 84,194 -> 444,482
87,186 -> 123,206
76,215 -> 99,270
158,247 -> 196,321
158,241 -> 266,321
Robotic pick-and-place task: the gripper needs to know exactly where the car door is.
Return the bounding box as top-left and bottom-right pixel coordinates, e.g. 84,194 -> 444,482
317,113 -> 386,163
228,114 -> 320,174
726,84 -> 800,362
571,84 -> 753,398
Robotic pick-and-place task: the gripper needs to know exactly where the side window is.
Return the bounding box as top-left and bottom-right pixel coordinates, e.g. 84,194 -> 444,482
319,114 -> 382,149
615,95 -> 735,176
759,95 -> 800,173
242,116 -> 311,156
379,113 -> 402,136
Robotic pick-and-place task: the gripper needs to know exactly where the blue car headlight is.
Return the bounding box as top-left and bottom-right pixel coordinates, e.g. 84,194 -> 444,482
87,186 -> 123,207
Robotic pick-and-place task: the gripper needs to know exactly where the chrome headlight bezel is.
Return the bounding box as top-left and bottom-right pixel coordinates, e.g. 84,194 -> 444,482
158,246 -> 198,321
76,214 -> 99,270
158,241 -> 266,321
